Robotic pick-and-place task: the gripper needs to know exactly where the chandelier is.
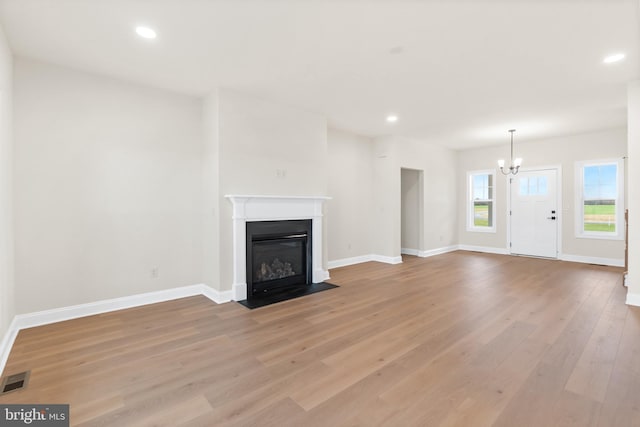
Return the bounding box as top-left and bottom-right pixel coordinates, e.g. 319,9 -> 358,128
498,129 -> 522,175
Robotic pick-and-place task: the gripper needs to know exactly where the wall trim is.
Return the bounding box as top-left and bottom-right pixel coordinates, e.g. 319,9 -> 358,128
328,255 -> 374,269
0,283 -> 230,376
200,285 -> 234,305
328,254 -> 402,269
457,245 -> 510,255
559,253 -> 624,267
625,291 -> 640,307
0,318 -> 19,379
330,246 -> 458,269
331,247 -> 624,270
371,255 -> 403,264
317,269 -> 331,282
457,246 -> 624,267
418,245 -> 459,258
401,248 -> 419,256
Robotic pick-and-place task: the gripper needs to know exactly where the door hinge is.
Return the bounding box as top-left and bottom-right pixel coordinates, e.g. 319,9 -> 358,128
510,242 -> 512,247
510,210 -> 512,216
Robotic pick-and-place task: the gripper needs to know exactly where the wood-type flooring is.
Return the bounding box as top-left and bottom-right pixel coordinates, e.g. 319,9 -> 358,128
1,252 -> 637,426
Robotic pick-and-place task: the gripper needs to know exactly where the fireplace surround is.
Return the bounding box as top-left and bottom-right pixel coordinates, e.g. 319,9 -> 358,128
225,195 -> 330,301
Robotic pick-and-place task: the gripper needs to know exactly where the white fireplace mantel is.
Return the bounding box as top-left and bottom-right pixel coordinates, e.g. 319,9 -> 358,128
225,195 -> 331,301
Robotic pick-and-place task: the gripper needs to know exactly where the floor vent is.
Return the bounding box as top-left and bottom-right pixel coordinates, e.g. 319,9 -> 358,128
0,371 -> 30,395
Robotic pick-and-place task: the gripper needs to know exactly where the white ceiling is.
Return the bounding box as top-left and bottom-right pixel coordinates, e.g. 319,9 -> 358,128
0,0 -> 638,150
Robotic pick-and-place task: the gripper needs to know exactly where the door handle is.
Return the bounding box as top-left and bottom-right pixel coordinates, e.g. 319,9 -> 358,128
547,216 -> 556,220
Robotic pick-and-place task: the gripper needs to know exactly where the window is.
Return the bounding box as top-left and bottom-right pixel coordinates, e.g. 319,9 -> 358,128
467,170 -> 496,232
518,176 -> 548,196
575,159 -> 624,239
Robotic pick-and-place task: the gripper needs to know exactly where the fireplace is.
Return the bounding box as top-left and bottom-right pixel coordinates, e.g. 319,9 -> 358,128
225,195 -> 331,302
246,220 -> 312,298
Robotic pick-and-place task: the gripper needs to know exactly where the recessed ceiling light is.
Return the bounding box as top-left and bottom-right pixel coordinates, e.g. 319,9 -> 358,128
135,26 -> 157,39
386,115 -> 398,123
603,53 -> 625,64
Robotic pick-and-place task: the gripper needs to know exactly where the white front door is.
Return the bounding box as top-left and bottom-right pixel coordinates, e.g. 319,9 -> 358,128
510,169 -> 559,258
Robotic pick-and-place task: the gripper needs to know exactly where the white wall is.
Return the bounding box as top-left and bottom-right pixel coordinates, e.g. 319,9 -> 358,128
6,55 -> 631,317
217,90 -> 328,197
14,58 -> 204,314
372,136 -> 458,259
372,137 -> 400,258
214,89 -> 328,290
457,128 -> 627,261
0,25 -> 13,339
327,127 -> 374,262
201,91 -> 220,292
398,138 -> 458,252
627,81 -> 640,304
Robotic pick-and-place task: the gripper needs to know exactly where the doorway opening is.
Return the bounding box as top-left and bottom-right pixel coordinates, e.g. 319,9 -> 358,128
401,168 -> 424,256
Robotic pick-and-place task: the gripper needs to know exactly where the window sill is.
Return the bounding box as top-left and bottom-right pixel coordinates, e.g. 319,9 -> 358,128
467,227 -> 497,233
575,233 -> 623,241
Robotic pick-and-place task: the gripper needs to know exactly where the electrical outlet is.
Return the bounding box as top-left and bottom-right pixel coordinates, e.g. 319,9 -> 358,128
151,267 -> 159,279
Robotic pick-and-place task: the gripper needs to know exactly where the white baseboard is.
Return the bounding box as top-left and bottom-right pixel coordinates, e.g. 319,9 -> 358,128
313,268 -> 331,284
457,245 -> 509,255
328,255 -> 375,269
317,269 -> 331,282
559,254 -> 624,267
331,247 -> 623,270
625,291 -> 640,307
232,283 -> 247,301
401,248 -> 419,256
418,245 -> 459,258
370,254 -> 403,265
0,283 -> 230,376
0,318 -> 19,379
201,285 -> 234,304
330,246 -> 461,270
403,246 -> 458,258
328,254 -> 403,269
456,246 -> 624,267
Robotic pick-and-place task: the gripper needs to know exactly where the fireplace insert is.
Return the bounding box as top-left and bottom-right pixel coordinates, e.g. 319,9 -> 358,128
246,219 -> 312,298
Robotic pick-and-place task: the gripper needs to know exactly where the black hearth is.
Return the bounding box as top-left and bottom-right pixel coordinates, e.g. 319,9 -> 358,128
246,219 -> 313,298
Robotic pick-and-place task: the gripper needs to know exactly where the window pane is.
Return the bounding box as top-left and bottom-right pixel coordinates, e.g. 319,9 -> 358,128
473,174 -> 489,199
474,201 -> 493,227
583,200 -> 616,233
519,176 -> 547,196
584,164 -> 617,199
519,177 -> 529,195
583,163 -> 617,233
537,177 -> 548,195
